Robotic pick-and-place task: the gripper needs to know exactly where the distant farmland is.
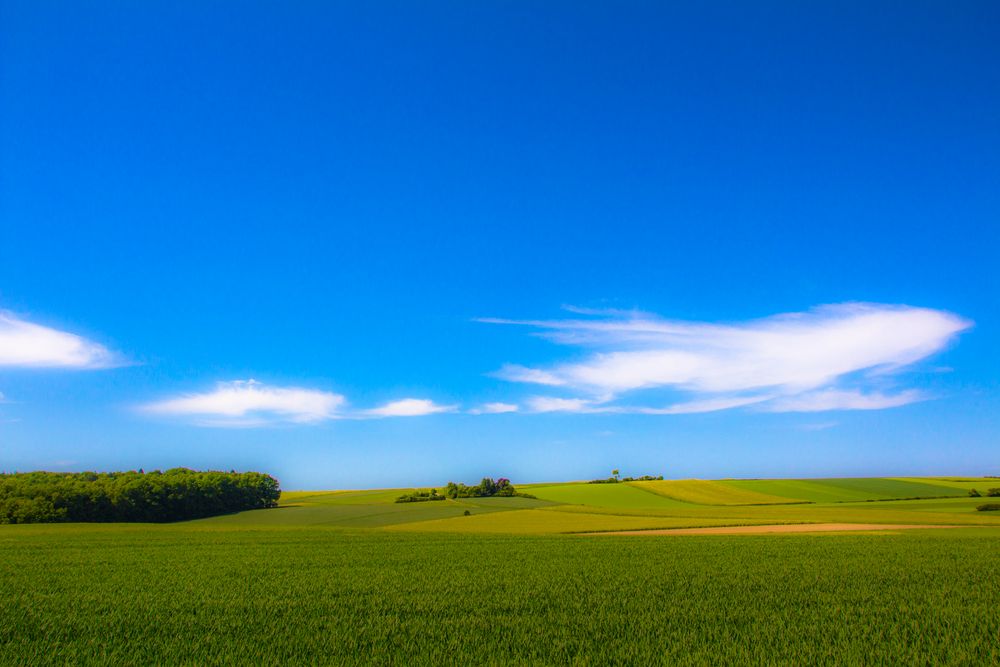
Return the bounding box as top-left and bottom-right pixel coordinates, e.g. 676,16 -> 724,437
243,476 -> 1000,532
1,477 -> 998,664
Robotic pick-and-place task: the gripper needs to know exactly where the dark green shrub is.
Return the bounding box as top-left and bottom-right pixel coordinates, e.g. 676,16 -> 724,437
968,489 -> 981,497
986,488 -> 1000,497
394,489 -> 445,503
976,503 -> 1000,512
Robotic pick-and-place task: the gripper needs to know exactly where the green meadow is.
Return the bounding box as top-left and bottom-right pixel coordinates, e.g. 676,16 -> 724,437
2,477 -> 999,664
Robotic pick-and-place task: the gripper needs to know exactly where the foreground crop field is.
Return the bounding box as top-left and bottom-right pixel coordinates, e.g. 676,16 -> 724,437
1,525 -> 998,665
1,477 -> 998,665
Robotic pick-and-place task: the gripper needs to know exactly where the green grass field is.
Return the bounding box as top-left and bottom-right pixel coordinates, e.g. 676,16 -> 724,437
1,477 -> 998,664
632,479 -> 805,505
525,481 -> 694,508
724,477 -> 969,503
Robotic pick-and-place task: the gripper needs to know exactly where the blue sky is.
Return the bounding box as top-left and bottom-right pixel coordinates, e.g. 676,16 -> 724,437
1,2 -> 998,489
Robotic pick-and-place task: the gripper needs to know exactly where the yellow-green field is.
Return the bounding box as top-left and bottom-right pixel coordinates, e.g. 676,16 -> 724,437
247,476 -> 1000,533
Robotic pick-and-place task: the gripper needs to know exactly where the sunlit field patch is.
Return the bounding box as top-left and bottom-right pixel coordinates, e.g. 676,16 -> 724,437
631,479 -> 804,505
524,482 -> 693,508
724,477 -> 964,503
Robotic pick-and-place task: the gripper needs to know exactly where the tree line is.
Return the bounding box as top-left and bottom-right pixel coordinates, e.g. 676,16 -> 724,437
0,469 -> 280,524
589,469 -> 664,484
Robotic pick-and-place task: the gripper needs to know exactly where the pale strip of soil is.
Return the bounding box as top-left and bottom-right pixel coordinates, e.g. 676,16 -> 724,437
583,523 -> 962,536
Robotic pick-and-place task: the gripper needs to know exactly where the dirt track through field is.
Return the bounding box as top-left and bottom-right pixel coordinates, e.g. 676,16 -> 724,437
585,523 -> 962,536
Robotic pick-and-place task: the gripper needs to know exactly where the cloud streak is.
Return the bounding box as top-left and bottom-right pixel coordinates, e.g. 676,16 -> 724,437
0,312 -> 121,369
485,303 -> 970,414
143,381 -> 461,426
763,389 -> 926,413
468,402 -> 519,414
365,398 -> 458,417
526,396 -> 597,413
143,380 -> 345,426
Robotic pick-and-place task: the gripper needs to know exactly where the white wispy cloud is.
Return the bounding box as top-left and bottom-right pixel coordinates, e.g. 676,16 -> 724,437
796,421 -> 839,431
491,364 -> 565,386
525,394 -> 770,415
0,312 -> 121,369
763,389 -> 925,412
631,395 -> 774,415
468,402 -> 519,414
365,398 -> 458,417
484,303 -> 970,414
143,379 -> 345,426
526,396 -> 600,413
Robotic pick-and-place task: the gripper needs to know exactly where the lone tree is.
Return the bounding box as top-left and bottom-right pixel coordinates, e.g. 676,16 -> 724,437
612,469 -> 620,481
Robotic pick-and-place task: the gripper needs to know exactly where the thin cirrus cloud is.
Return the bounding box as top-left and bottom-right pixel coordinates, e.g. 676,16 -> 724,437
763,388 -> 926,413
143,380 -> 346,427
0,311 -> 121,369
365,398 -> 458,417
526,396 -> 598,413
468,402 -> 519,414
483,303 -> 971,414
525,394 -> 770,415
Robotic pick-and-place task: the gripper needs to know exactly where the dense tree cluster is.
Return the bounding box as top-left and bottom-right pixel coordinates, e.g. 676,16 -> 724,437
445,477 -> 522,498
395,477 -> 534,503
0,469 -> 280,524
